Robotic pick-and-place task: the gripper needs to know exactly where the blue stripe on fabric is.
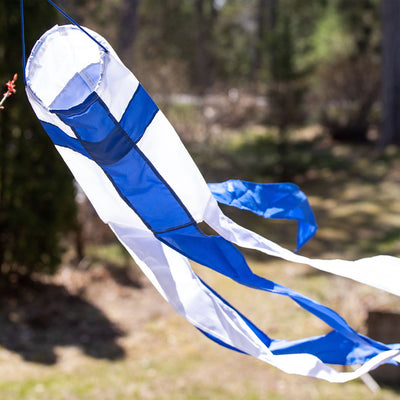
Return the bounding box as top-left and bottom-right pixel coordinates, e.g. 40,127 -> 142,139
156,224 -> 394,364
40,121 -> 92,159
208,180 -> 317,251
120,84 -> 159,143
53,86 -> 158,165
81,125 -> 132,165
198,329 -> 380,365
269,331 -> 384,365
102,149 -> 193,232
197,277 -> 386,365
52,90 -> 194,232
55,92 -> 116,142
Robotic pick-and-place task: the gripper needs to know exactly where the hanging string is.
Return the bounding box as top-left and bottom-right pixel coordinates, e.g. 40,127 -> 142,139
20,0 -> 26,85
45,0 -> 109,53
20,0 -> 109,85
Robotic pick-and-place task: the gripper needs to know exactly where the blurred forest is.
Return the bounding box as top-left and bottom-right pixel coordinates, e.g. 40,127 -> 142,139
0,0 -> 399,280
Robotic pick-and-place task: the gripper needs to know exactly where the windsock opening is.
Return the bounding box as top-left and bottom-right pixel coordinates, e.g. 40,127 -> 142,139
25,25 -> 105,110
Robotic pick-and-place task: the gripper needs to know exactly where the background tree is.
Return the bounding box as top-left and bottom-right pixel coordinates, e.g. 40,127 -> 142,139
117,0 -> 141,67
210,0 -> 254,86
0,0 -> 77,282
251,0 -> 275,84
311,0 -> 381,142
193,0 -> 219,91
253,0 -> 325,179
381,0 -> 400,146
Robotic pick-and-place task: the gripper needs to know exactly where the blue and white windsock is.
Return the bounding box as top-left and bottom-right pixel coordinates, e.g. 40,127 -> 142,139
25,25 -> 400,382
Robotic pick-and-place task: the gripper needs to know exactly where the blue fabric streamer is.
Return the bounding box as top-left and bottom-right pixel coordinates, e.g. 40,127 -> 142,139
208,179 -> 318,251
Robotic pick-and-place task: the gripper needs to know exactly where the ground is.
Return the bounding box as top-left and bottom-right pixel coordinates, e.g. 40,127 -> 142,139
0,254 -> 400,399
2,129 -> 400,399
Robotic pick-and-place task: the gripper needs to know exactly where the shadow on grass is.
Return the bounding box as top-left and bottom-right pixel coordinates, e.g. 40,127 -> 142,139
229,133 -> 374,183
106,263 -> 143,289
194,127 -> 400,185
0,276 -> 126,365
191,131 -> 348,182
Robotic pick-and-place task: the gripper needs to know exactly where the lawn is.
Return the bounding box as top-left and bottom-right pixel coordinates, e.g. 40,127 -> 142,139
1,127 -> 400,399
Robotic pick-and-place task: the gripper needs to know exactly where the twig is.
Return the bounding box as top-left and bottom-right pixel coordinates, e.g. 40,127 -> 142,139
0,73 -> 17,110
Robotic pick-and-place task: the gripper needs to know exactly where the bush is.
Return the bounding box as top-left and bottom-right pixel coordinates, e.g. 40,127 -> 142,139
314,55 -> 380,142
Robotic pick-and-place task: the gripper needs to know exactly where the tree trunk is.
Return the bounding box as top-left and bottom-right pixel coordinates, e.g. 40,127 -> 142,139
251,0 -> 276,82
117,0 -> 141,68
194,0 -> 217,91
194,0 -> 208,91
381,0 -> 400,146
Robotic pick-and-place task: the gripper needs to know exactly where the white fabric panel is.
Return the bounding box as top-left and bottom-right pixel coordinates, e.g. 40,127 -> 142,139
96,51 -> 139,122
56,146 -> 145,228
26,25 -> 103,109
26,25 -> 138,126
26,89 -> 77,138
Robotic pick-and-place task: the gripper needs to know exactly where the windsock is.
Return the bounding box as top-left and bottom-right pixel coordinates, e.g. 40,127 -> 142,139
25,25 -> 400,382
